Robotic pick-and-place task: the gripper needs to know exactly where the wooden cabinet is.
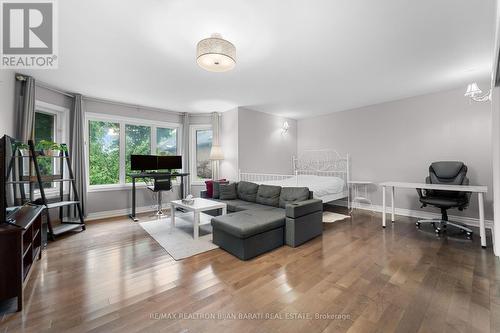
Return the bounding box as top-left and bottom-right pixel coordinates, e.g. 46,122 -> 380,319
0,205 -> 44,311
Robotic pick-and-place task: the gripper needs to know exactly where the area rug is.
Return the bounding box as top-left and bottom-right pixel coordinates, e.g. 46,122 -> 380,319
323,211 -> 351,223
140,212 -> 218,260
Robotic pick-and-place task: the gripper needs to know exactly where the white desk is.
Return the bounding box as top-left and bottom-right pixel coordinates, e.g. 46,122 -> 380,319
380,182 -> 488,248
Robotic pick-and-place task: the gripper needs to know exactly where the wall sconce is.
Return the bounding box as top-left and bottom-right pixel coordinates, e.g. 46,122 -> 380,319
464,82 -> 491,102
282,121 -> 289,135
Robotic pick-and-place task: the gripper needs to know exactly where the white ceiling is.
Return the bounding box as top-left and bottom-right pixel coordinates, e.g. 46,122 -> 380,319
21,0 -> 496,119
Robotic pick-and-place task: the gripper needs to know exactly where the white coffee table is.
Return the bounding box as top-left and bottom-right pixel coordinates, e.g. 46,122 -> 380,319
170,198 -> 227,239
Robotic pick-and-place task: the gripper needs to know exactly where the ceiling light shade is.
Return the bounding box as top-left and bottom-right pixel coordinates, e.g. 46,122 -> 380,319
209,145 -> 225,160
196,33 -> 236,72
464,82 -> 482,97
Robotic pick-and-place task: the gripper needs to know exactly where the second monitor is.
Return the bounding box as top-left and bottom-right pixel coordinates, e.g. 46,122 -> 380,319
131,155 -> 182,172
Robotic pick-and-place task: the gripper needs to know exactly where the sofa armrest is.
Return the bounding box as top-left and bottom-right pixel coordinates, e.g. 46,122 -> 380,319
286,199 -> 323,218
200,190 -> 209,198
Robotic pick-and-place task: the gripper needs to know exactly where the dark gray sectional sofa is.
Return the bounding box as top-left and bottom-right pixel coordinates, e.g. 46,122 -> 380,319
201,181 -> 323,260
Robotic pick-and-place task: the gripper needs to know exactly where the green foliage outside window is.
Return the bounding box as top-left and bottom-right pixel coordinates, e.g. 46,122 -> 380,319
125,125 -> 151,182
88,121 -> 120,185
157,127 -> 177,156
88,120 -> 179,186
34,112 -> 55,189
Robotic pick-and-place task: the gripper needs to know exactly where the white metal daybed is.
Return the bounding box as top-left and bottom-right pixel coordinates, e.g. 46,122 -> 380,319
239,149 -> 350,210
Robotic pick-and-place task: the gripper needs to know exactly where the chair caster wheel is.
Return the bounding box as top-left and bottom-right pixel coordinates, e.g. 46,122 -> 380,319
416,222 -> 421,228
466,232 -> 473,240
435,228 -> 441,234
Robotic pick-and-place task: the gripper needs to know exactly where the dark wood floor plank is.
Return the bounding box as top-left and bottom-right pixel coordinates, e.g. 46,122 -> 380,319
0,211 -> 498,333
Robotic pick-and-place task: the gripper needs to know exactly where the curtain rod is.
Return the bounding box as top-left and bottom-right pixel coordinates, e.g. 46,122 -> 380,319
36,81 -> 75,98
18,75 -> 212,117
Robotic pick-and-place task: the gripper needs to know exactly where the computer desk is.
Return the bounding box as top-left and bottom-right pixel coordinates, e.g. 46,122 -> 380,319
380,181 -> 488,248
128,172 -> 190,222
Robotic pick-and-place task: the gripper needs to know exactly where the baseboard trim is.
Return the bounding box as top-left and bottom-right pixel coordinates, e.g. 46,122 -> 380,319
86,206 -> 169,221
87,201 -> 494,230
337,201 -> 494,230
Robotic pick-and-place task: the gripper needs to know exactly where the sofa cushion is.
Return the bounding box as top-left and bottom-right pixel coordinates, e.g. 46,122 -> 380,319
256,184 -> 281,207
213,180 -> 229,199
211,209 -> 286,238
220,183 -> 237,200
237,181 -> 259,202
279,187 -> 310,208
213,199 -> 251,212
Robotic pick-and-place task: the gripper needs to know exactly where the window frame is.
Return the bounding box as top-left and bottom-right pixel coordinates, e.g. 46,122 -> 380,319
34,100 -> 70,197
190,124 -> 213,185
85,113 -> 182,192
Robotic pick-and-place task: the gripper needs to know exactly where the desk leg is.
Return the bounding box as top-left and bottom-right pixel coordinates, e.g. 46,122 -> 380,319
382,186 -> 386,228
129,178 -> 138,222
171,204 -> 176,227
391,186 -> 395,223
478,193 -> 486,248
193,211 -> 199,239
222,206 -> 227,215
180,176 -> 184,199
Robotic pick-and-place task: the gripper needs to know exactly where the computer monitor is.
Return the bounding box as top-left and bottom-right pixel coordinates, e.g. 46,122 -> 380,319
157,156 -> 182,170
130,155 -> 158,171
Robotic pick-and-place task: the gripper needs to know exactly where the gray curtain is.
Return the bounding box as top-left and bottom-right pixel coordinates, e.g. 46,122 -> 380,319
182,112 -> 190,196
211,112 -> 221,179
14,75 -> 36,142
69,94 -> 87,217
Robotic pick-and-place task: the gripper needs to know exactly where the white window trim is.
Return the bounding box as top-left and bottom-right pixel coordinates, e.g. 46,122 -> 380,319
190,124 -> 213,186
85,112 -> 182,192
34,100 -> 70,198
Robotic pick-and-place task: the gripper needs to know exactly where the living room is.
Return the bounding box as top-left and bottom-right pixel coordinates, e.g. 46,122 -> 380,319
1,0 -> 500,332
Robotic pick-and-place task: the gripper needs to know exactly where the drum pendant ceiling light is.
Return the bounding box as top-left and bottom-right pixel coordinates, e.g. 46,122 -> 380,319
196,33 -> 236,72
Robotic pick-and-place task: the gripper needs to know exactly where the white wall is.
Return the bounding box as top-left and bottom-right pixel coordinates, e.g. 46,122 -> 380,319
220,108 -> 239,181
298,86 -> 493,220
238,108 -> 297,174
0,70 -> 16,136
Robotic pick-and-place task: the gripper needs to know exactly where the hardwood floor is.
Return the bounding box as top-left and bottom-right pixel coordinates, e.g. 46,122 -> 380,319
1,210 -> 499,333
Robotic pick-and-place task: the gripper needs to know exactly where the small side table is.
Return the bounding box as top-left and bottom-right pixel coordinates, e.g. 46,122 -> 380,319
349,181 -> 373,211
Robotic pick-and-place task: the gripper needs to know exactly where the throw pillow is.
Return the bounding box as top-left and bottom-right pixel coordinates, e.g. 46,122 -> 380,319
205,180 -> 214,198
219,183 -> 237,200
213,179 -> 229,199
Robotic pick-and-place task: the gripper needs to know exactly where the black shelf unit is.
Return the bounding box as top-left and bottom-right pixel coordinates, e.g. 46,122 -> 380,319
5,141 -> 85,240
27,140 -> 85,240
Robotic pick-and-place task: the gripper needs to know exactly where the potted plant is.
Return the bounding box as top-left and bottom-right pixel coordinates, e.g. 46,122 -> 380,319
59,144 -> 68,156
15,143 -> 29,156
37,140 -> 60,156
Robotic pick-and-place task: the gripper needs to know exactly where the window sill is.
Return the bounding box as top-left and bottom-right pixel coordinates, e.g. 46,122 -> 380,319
88,182 -> 180,193
191,182 -> 208,186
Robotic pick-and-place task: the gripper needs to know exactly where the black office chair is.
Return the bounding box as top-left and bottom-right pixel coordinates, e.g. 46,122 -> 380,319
416,161 -> 473,238
147,177 -> 172,216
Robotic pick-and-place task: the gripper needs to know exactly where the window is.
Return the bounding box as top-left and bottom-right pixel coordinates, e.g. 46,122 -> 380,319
88,121 -> 120,186
34,112 -> 55,188
156,127 -> 177,156
86,114 -> 181,190
125,124 -> 151,183
190,125 -> 213,183
33,101 -> 69,192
